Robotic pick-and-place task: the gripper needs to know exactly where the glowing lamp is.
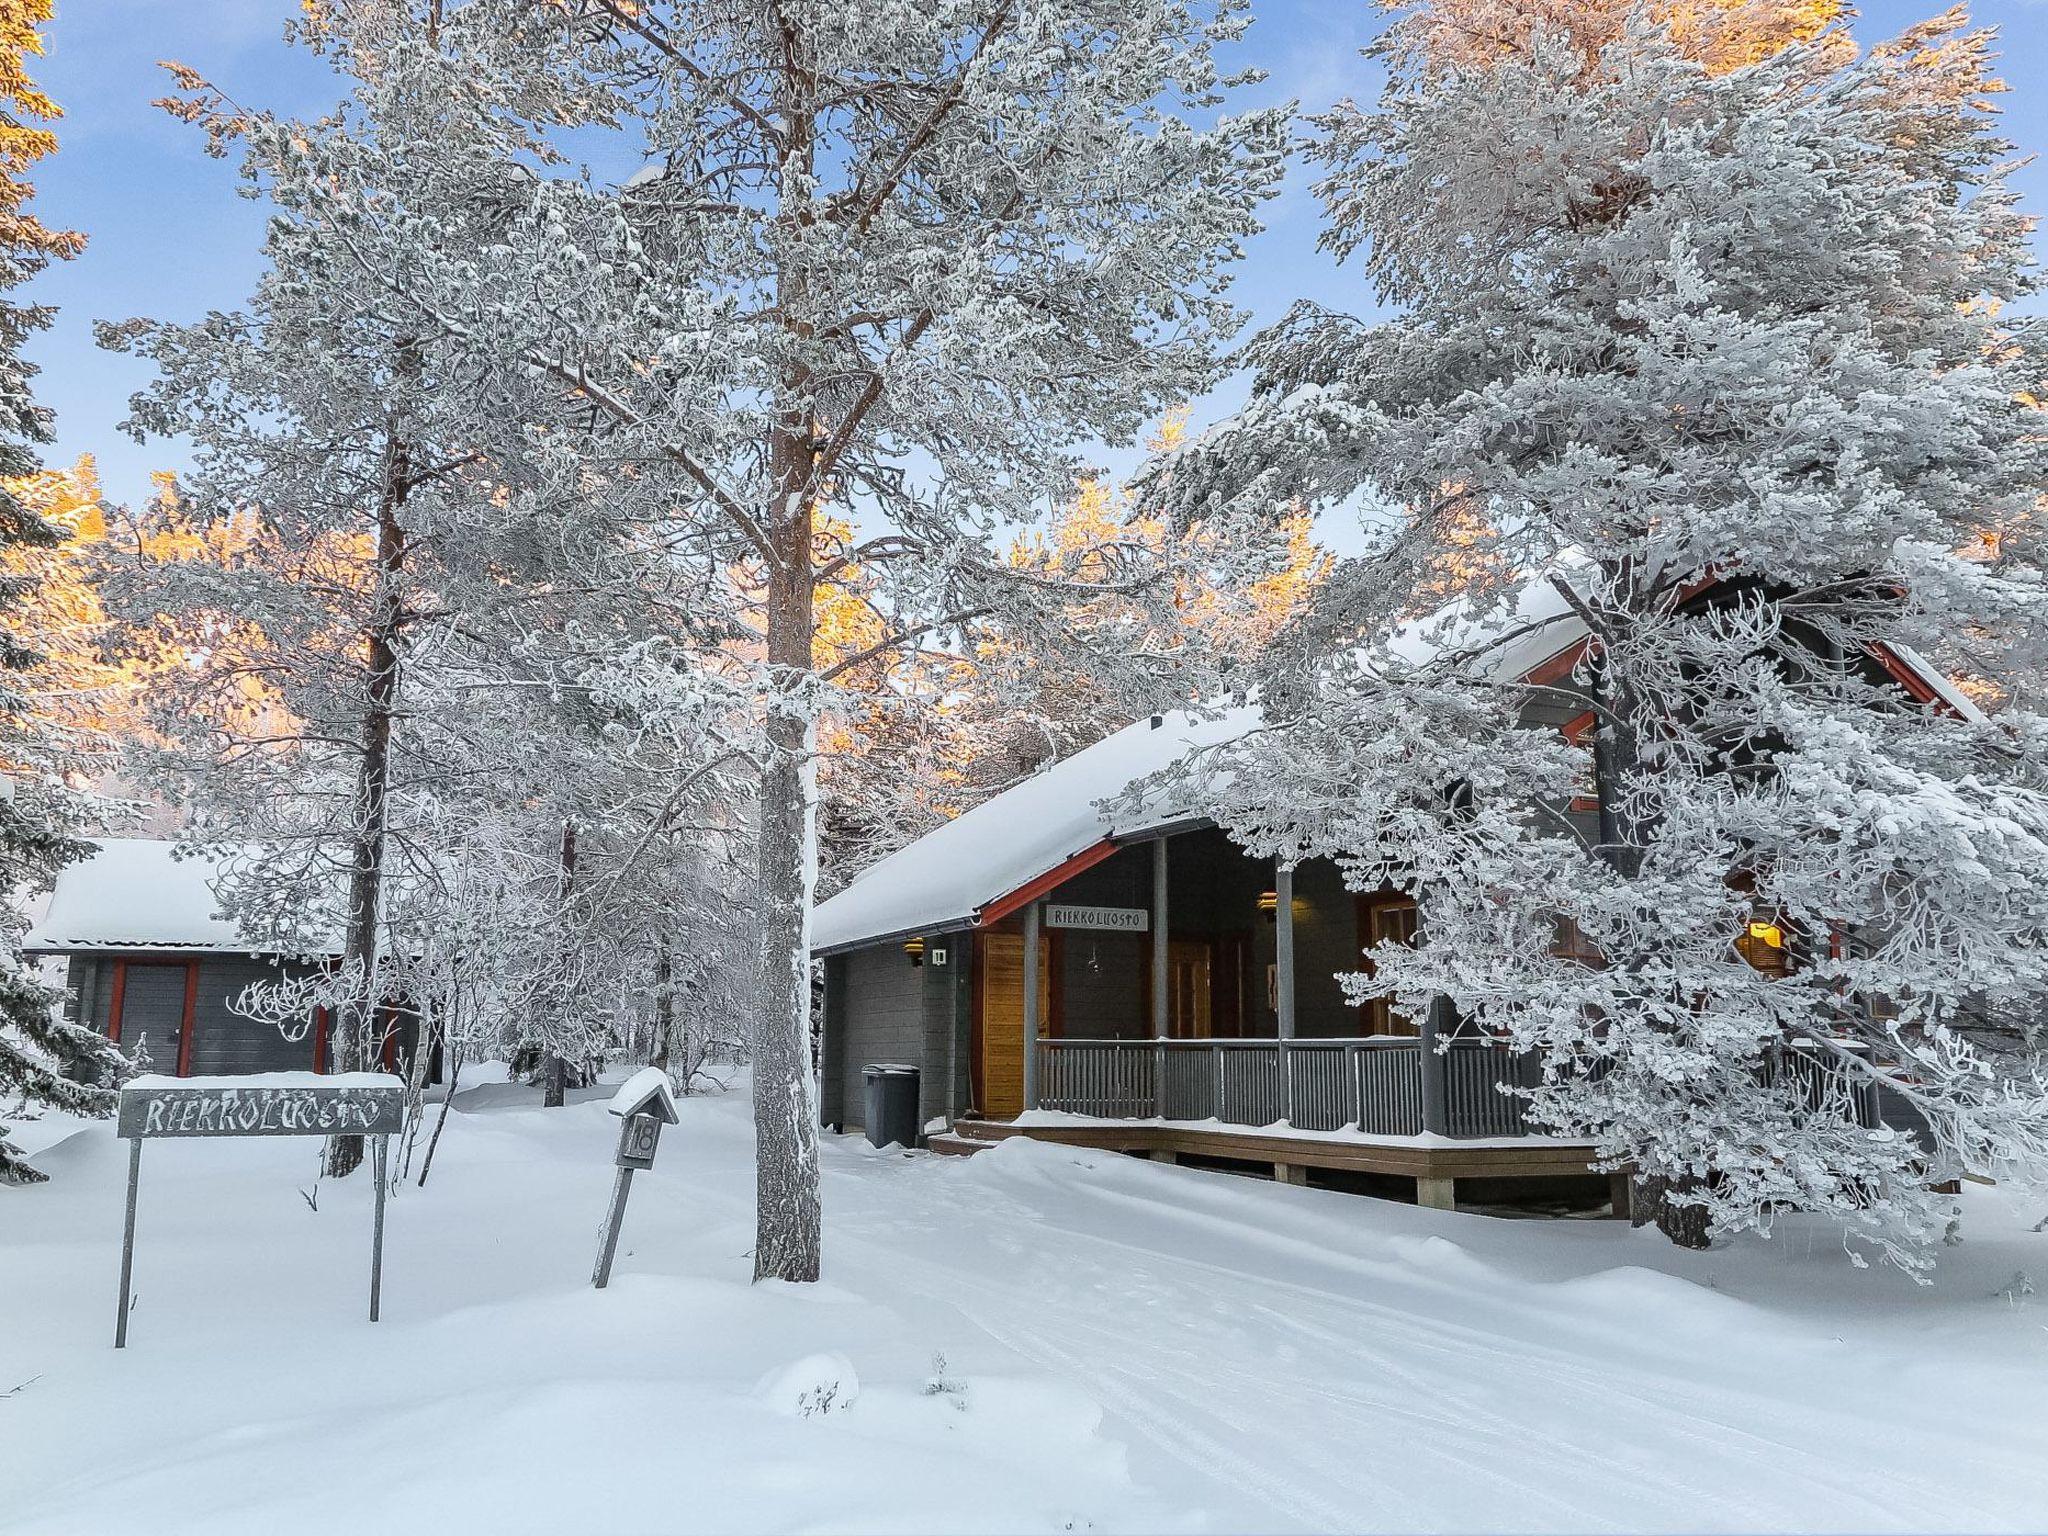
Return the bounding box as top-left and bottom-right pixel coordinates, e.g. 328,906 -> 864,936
904,935 -> 926,966
1745,920 -> 1784,950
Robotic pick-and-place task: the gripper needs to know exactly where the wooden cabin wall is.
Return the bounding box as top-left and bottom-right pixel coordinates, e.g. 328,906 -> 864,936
828,940 -> 972,1137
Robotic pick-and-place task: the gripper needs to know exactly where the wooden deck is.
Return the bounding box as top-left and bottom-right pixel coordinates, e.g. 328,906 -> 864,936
931,1115 -> 1607,1211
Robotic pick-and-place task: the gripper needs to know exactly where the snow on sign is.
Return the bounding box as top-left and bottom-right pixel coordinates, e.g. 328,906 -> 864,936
111,1073 -> 406,1349
1044,903 -> 1149,933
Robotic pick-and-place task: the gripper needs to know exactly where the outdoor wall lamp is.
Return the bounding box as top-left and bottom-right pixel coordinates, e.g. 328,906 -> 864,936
1258,889 -> 1278,922
904,935 -> 926,966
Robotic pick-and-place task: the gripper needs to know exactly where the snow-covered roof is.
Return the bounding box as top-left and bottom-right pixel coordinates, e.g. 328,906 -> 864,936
811,707 -> 1258,954
811,570 -> 1979,957
22,839 -> 341,957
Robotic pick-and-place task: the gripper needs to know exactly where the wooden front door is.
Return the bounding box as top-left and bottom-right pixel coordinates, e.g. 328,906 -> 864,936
976,932 -> 1049,1119
1358,894 -> 1420,1036
1168,939 -> 1213,1039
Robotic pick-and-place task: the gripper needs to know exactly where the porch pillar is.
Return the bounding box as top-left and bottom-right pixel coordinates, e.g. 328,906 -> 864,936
1022,901 -> 1041,1111
1420,992 -> 1451,1137
1274,862 -> 1296,1040
1151,835 -> 1170,1037
1152,835 -> 1170,1116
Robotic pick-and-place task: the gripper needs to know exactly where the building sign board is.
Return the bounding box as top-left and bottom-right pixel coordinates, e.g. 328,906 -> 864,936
1043,903 -> 1149,933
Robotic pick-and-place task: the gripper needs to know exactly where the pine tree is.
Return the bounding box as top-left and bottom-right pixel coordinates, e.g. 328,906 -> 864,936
163,0 -> 1287,1280
0,0 -> 123,1186
1163,8 -> 2048,1268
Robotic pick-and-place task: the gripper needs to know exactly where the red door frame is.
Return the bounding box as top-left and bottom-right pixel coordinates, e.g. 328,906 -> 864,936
107,955 -> 202,1075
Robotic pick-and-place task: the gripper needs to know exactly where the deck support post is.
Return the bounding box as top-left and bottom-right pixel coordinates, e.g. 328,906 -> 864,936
1274,1162 -> 1307,1187
1274,864 -> 1297,1126
1153,835 -> 1170,1116
1420,993 -> 1451,1137
1151,836 -> 1170,1037
1274,863 -> 1296,1039
1022,901 -> 1041,1111
1416,1175 -> 1456,1211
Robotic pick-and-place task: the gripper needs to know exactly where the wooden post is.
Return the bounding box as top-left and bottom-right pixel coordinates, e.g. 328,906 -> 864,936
1021,902 -> 1041,1111
1416,1175 -> 1457,1211
1152,836 -> 1170,1037
369,1134 -> 389,1322
1153,834 -> 1171,1116
592,1165 -> 635,1288
114,1137 -> 141,1349
1274,862 -> 1296,1039
1420,994 -> 1451,1137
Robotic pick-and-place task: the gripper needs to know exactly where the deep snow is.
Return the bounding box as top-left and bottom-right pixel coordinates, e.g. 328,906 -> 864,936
3,1071 -> 2045,1534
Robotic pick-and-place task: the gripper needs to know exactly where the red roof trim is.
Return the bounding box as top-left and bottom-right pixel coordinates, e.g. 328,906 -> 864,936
1867,642 -> 1948,711
1520,635 -> 1589,689
976,838 -> 1124,928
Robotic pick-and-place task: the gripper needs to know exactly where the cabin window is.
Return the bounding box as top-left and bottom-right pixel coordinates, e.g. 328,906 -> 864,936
1737,916 -> 1792,978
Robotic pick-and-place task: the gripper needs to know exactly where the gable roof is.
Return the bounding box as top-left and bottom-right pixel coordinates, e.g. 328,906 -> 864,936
810,578 -> 1979,957
22,839 -> 343,957
811,706 -> 1258,955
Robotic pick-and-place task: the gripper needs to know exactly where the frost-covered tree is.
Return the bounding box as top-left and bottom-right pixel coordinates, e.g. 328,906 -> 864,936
1161,9 -> 2048,1266
0,0 -> 125,1186
179,0 -> 1287,1280
98,248 -> 502,1175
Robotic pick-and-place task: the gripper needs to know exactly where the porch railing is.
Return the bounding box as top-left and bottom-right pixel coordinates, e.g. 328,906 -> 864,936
1032,1036 -> 1921,1142
1032,1037 -> 1537,1138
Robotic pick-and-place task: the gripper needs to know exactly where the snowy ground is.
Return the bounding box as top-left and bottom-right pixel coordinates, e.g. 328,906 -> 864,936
4,1072 -> 2046,1535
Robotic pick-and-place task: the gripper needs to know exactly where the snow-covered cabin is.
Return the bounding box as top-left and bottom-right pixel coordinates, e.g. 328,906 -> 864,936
23,839 -> 424,1079
810,579 -> 1968,1208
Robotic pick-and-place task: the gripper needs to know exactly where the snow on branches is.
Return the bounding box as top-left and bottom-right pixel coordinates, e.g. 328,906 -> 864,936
1158,9 -> 2048,1267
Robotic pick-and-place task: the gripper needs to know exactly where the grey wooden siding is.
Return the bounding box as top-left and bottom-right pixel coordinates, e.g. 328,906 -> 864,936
837,943 -> 927,1135
819,954 -> 849,1128
828,938 -> 971,1138
187,957 -> 321,1076
57,951 -> 339,1078
65,954 -> 114,1033
1058,931 -> 1145,1039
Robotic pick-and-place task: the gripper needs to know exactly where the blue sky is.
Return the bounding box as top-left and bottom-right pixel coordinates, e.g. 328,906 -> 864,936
26,0 -> 2048,514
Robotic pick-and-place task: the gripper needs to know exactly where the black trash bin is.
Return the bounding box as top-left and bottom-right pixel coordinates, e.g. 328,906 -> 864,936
861,1063 -> 921,1149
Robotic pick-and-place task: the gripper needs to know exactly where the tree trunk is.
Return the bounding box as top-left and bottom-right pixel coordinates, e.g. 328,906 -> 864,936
747,18 -> 824,1284
541,821 -> 578,1109
1582,578 -> 1716,1252
650,938 -> 674,1072
1630,1173 -> 1713,1249
324,414 -> 410,1179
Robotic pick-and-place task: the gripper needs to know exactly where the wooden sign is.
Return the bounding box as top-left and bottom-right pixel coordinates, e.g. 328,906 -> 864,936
112,1073 -> 406,1349
593,1069 -> 680,1289
1044,903 -> 1149,933
119,1081 -> 404,1139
